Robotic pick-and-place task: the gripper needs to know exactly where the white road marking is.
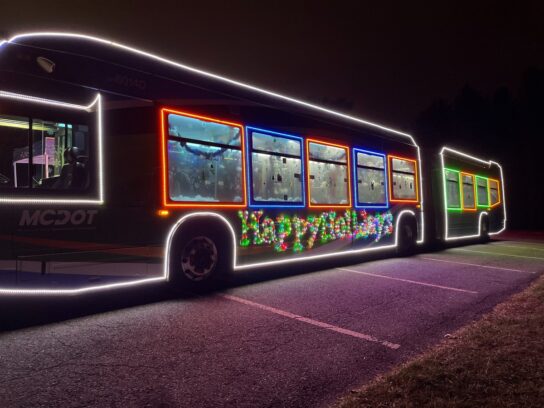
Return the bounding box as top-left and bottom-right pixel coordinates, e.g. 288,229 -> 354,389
492,243 -> 544,252
337,267 -> 478,294
220,293 -> 401,350
420,256 -> 534,274
454,248 -> 544,260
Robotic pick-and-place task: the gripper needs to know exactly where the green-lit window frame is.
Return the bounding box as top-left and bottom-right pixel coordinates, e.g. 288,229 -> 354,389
475,175 -> 490,208
444,168 -> 462,212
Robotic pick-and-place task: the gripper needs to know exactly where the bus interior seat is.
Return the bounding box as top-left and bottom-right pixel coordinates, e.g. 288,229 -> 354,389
54,147 -> 89,189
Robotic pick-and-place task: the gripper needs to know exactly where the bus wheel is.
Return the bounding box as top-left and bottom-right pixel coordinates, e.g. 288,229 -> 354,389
170,225 -> 231,291
181,236 -> 218,282
480,217 -> 490,243
397,219 -> 417,256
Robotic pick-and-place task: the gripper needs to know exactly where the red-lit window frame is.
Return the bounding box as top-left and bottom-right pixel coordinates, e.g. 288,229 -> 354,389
306,138 -> 352,209
387,155 -> 419,204
160,108 -> 247,208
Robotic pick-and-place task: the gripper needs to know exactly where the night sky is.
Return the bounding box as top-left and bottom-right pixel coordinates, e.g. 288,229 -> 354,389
1,1 -> 542,131
1,1 -> 543,229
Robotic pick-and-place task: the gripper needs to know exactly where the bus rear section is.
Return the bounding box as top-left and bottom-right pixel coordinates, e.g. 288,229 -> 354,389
437,147 -> 506,242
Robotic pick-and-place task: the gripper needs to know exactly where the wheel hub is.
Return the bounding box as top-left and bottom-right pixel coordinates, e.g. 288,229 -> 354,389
181,236 -> 218,281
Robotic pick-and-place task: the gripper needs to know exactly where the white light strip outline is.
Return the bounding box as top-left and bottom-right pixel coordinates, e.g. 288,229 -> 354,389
2,32 -> 413,140
416,147 -> 425,244
1,32 -> 426,241
1,209 -> 415,295
0,32 -> 427,295
0,276 -> 164,296
0,91 -> 104,205
488,160 -> 507,235
440,147 -> 506,241
163,209 -> 416,279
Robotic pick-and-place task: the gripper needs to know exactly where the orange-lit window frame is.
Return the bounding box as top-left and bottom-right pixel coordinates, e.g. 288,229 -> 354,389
460,172 -> 477,211
488,178 -> 501,208
160,108 -> 247,208
387,155 -> 419,203
306,138 -> 352,208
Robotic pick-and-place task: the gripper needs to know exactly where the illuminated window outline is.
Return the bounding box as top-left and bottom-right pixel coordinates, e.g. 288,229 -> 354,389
245,126 -> 305,208
0,91 -> 104,205
387,155 -> 419,203
0,34 -> 433,297
488,178 -> 501,208
306,138 -> 352,209
352,148 -> 388,209
444,168 -> 462,212
440,147 -> 506,241
160,108 -> 247,208
475,175 -> 490,208
460,172 -> 476,211
0,32 -> 428,245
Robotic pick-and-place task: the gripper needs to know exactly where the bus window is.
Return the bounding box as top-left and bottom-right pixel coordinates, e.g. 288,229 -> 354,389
0,114 -> 30,188
476,176 -> 489,207
355,150 -> 386,206
489,179 -> 500,206
445,169 -> 461,209
32,120 -> 90,189
249,129 -> 303,205
461,173 -> 476,210
307,140 -> 350,206
166,112 -> 244,203
0,114 -> 90,190
389,156 -> 418,201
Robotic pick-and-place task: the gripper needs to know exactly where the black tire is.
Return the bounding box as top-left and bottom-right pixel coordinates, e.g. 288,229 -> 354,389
169,222 -> 232,292
396,218 -> 417,257
480,216 -> 490,243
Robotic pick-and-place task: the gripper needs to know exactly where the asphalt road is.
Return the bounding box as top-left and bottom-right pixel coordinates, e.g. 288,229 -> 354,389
1,235 -> 543,407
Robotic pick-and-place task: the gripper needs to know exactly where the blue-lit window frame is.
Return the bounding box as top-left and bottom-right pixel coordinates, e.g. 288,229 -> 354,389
245,126 -> 306,208
352,148 -> 389,209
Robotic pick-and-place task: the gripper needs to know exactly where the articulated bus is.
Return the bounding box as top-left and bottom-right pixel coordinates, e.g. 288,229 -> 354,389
0,33 -> 506,295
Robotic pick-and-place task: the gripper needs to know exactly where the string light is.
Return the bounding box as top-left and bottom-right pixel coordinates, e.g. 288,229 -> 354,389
0,92 -> 104,205
237,209 -> 394,253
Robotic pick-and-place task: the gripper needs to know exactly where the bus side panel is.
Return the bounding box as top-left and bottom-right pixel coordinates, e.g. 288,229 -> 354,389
438,152 -> 504,240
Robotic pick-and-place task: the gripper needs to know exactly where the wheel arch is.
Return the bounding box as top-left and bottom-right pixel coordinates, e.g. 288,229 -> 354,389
479,211 -> 489,238
394,209 -> 417,246
164,212 -> 237,281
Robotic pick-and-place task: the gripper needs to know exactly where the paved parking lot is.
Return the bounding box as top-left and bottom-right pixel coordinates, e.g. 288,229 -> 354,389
1,238 -> 543,407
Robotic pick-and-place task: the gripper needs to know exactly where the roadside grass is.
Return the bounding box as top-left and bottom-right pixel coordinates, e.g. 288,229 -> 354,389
336,274 -> 544,408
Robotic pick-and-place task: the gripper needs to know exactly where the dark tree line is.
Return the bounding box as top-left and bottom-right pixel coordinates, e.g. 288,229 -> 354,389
414,67 -> 544,230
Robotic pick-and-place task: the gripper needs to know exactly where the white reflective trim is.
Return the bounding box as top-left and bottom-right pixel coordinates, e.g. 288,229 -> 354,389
164,210 -> 415,276
0,92 -> 104,205
440,146 -> 506,240
3,32 -> 415,141
488,160 -> 507,235
163,212 -> 237,280
444,211 -> 488,241
1,209 -> 416,296
236,210 -> 415,269
416,145 -> 424,244
0,276 -> 164,296
0,90 -> 97,110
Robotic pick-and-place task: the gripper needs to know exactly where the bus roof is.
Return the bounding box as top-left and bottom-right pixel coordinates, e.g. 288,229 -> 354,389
1,32 -> 416,146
